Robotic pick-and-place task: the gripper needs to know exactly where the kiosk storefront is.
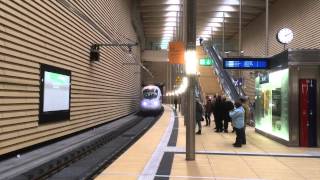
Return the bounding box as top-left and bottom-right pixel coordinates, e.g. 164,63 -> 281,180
254,49 -> 320,147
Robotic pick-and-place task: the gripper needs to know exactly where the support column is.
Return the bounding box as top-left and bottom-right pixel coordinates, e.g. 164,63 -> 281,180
222,12 -> 225,53
185,0 -> 196,161
238,0 -> 243,89
167,62 -> 170,104
169,64 -> 172,106
239,0 -> 242,56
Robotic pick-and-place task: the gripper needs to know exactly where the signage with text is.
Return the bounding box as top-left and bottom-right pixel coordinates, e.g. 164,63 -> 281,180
199,58 -> 213,66
168,42 -> 185,64
223,58 -> 269,69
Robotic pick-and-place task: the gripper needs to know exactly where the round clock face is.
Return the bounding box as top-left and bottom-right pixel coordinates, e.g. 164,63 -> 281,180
277,28 -> 293,44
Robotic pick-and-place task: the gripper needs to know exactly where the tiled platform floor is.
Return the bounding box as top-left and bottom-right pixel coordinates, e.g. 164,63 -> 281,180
96,105 -> 320,180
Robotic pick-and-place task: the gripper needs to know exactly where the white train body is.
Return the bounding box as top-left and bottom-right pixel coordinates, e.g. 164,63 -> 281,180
140,85 -> 162,112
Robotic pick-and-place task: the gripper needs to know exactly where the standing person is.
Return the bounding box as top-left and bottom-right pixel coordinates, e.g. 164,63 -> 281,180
195,98 -> 204,134
229,101 -> 245,147
240,96 -> 250,144
205,98 -> 212,126
213,95 -> 224,132
174,97 -> 178,110
223,97 -> 234,133
211,95 -> 217,129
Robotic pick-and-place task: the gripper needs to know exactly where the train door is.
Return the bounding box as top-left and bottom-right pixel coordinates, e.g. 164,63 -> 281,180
299,79 -> 317,147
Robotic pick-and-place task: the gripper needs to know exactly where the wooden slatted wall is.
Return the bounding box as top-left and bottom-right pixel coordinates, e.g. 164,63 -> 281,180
242,0 -> 320,56
0,0 -> 141,155
239,0 -> 320,101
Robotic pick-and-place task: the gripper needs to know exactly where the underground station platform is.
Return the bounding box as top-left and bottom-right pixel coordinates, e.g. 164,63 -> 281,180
95,105 -> 320,180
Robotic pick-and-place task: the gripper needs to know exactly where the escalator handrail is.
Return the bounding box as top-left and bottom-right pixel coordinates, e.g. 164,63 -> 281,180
203,43 -> 245,101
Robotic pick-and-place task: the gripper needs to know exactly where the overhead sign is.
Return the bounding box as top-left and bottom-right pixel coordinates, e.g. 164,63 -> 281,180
199,57 -> 213,66
168,41 -> 185,64
223,58 -> 269,69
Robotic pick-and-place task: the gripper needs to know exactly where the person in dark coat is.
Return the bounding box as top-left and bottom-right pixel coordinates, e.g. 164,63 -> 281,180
222,97 -> 234,133
211,95 -> 216,129
204,98 -> 212,126
213,95 -> 224,132
174,97 -> 178,110
195,99 -> 204,134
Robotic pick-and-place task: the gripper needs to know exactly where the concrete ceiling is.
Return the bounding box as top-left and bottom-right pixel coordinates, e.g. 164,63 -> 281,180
139,0 -> 276,49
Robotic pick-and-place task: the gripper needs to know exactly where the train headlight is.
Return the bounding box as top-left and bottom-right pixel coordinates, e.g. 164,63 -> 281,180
142,101 -> 147,107
153,101 -> 159,106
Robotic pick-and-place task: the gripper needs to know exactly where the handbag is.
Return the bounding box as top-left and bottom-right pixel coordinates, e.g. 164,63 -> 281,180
200,116 -> 204,121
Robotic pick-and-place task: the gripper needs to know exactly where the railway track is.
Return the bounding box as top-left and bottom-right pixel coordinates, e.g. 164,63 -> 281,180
1,110 -> 163,180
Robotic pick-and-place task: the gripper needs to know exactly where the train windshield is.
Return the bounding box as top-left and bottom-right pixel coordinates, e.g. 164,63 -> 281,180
143,89 -> 158,99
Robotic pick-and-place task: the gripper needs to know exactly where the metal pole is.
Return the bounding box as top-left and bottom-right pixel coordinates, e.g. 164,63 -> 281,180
169,64 -> 172,106
186,0 -> 196,161
222,12 -> 225,53
167,63 -> 170,104
239,0 -> 242,56
211,26 -> 214,42
265,0 -> 269,56
238,0 -> 242,84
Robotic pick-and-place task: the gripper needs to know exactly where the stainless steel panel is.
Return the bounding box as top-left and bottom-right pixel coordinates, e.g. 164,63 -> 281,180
289,65 -> 320,147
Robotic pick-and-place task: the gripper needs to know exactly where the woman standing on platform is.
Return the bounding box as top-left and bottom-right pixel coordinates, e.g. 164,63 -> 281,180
229,101 -> 245,147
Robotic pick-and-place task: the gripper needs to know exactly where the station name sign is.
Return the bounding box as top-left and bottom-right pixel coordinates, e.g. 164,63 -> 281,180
223,58 -> 269,69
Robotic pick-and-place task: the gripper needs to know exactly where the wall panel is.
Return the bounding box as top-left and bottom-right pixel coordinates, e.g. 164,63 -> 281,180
0,0 -> 140,155
237,0 -> 320,101
242,0 -> 320,57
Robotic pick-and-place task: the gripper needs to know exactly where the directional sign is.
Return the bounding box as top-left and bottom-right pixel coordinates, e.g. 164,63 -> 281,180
169,42 -> 185,64
199,57 -> 213,66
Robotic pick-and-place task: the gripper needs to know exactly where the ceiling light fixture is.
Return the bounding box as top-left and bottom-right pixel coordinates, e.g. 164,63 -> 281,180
166,0 -> 181,4
165,12 -> 178,17
217,5 -> 236,12
166,5 -> 180,11
207,23 -> 222,27
165,17 -> 177,22
165,22 -> 177,26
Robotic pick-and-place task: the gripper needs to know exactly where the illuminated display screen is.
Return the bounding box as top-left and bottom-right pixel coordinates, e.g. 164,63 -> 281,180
255,69 -> 289,141
43,72 -> 70,112
199,58 -> 213,66
223,58 -> 269,69
39,65 -> 71,123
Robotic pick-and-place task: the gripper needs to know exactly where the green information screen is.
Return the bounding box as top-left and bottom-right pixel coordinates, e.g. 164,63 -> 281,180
199,58 -> 213,66
43,71 -> 70,112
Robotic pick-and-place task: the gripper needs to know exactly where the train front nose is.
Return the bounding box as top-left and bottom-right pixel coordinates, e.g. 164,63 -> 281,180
141,99 -> 161,111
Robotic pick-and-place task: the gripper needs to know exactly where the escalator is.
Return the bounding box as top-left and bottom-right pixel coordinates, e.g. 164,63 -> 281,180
203,43 -> 245,101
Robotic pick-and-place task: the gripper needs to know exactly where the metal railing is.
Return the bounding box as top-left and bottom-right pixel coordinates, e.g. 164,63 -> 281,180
203,42 -> 245,101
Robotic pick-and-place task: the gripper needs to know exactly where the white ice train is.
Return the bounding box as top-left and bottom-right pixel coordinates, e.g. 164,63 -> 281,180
140,85 -> 162,113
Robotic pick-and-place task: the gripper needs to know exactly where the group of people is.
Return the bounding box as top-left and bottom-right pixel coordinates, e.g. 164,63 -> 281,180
195,95 -> 250,148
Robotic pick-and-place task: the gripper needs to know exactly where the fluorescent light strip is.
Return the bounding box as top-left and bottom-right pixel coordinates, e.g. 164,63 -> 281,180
166,5 -> 180,11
